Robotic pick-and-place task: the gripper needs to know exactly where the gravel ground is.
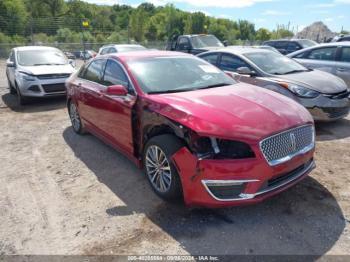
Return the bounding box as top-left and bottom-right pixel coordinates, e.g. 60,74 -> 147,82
0,59 -> 349,257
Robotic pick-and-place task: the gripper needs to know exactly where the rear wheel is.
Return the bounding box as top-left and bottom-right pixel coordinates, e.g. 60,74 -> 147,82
143,134 -> 184,200
69,101 -> 85,135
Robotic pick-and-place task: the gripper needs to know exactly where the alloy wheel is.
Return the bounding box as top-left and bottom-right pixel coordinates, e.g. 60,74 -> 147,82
69,102 -> 81,132
145,145 -> 172,193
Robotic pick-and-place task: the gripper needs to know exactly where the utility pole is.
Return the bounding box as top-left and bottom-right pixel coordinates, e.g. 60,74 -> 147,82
82,20 -> 89,62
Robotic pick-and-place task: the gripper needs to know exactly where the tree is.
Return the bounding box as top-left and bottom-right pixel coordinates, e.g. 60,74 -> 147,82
129,8 -> 147,42
0,0 -> 28,35
256,28 -> 271,42
238,20 -> 255,41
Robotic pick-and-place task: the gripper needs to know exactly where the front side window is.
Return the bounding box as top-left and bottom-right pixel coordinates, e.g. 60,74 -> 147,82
127,56 -> 235,94
244,51 -> 308,75
82,59 -> 106,83
103,60 -> 129,86
219,54 -> 251,72
307,47 -> 337,61
100,48 -> 109,55
17,49 -> 68,66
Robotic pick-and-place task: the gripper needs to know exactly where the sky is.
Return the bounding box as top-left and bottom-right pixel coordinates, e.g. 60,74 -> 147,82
82,0 -> 350,32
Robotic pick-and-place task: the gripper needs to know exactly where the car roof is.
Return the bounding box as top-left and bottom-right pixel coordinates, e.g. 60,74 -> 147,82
14,46 -> 59,51
101,44 -> 144,49
102,50 -> 192,61
202,46 -> 272,55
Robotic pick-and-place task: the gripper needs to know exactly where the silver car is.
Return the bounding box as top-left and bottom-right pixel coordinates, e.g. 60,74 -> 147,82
97,44 -> 147,56
198,47 -> 350,121
287,42 -> 350,87
6,46 -> 76,105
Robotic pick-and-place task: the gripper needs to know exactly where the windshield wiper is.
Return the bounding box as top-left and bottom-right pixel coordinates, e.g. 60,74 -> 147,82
148,88 -> 196,94
282,69 -> 308,75
197,83 -> 232,90
33,63 -> 64,66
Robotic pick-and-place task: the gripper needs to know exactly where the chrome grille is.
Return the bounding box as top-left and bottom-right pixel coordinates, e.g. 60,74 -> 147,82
260,125 -> 314,166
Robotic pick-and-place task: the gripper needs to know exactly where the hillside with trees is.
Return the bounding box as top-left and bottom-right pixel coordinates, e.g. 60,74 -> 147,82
1,0 -> 344,49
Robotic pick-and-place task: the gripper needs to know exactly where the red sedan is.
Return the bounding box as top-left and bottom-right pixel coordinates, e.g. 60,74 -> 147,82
66,51 -> 316,208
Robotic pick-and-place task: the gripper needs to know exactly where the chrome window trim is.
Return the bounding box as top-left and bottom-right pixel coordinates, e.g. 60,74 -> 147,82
259,124 -> 315,166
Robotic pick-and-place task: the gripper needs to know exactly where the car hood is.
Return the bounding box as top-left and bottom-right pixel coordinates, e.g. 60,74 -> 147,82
19,64 -> 75,76
268,70 -> 347,94
147,83 -> 313,142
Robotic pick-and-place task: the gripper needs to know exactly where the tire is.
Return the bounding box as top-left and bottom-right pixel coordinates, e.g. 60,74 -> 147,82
143,134 -> 184,201
68,101 -> 85,135
15,83 -> 28,105
8,79 -> 16,94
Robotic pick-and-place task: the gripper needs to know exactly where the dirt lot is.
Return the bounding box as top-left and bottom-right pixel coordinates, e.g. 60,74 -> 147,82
0,59 -> 349,257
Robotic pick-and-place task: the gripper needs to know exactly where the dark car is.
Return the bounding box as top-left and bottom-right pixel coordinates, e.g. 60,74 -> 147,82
66,51 -> 315,208
166,34 -> 225,55
263,39 -> 317,55
198,47 -> 350,121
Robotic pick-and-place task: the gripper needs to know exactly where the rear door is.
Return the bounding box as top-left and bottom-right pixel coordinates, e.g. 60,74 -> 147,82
336,46 -> 350,87
76,59 -> 107,129
296,46 -> 338,74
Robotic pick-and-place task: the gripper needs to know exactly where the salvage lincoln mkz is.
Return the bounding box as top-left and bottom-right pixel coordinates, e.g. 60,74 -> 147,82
66,51 -> 316,207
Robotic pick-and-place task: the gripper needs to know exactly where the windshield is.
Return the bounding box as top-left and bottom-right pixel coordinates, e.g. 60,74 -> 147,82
118,46 -> 147,52
17,49 -> 68,66
191,35 -> 224,49
243,51 -> 308,75
298,39 -> 317,48
127,56 -> 235,94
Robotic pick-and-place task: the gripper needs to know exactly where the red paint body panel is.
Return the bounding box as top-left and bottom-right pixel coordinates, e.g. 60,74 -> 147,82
66,51 -> 316,208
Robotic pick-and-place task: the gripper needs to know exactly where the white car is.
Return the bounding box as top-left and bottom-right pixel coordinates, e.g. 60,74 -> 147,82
97,44 -> 147,56
6,46 -> 76,105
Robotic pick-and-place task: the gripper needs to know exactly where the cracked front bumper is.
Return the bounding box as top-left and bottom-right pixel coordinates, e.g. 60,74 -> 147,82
172,146 -> 315,208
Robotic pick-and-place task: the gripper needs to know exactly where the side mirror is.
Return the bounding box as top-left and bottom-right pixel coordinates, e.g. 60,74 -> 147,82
223,40 -> 228,47
106,85 -> 128,96
225,71 -> 235,78
6,61 -> 15,67
236,67 -> 256,76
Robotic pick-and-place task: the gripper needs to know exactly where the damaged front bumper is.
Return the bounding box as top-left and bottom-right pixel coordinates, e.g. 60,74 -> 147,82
300,93 -> 350,121
171,146 -> 315,208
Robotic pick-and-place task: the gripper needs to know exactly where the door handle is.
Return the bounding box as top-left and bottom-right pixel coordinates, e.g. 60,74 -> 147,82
337,68 -> 346,72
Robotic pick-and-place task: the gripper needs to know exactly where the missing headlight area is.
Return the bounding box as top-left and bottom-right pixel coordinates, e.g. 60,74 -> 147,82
191,136 -> 255,160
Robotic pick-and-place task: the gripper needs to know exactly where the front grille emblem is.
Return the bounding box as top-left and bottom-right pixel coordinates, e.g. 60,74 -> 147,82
290,133 -> 296,151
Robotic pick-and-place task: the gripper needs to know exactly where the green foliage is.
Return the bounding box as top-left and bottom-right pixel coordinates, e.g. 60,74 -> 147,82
2,0 -> 334,45
256,28 -> 271,42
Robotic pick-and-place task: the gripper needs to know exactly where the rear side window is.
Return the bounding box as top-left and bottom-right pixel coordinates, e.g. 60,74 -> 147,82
100,48 -> 109,55
82,59 -> 106,83
274,41 -> 288,49
340,47 -> 350,62
199,53 -> 219,65
102,60 -> 129,86
219,54 -> 251,72
287,42 -> 301,52
306,47 -> 337,61
176,37 -> 190,51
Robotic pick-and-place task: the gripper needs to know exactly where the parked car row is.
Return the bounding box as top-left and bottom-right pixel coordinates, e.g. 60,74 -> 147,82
4,39 -> 349,208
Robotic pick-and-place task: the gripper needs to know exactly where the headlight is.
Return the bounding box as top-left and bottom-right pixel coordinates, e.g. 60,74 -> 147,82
191,136 -> 255,159
288,84 -> 319,98
18,72 -> 36,81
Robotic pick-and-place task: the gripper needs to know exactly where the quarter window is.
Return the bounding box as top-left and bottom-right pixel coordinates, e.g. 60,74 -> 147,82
307,47 -> 337,61
176,37 -> 190,51
219,54 -> 251,72
200,53 -> 219,65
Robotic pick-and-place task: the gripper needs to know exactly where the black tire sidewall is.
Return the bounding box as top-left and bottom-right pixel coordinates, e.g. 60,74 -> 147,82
69,101 -> 84,135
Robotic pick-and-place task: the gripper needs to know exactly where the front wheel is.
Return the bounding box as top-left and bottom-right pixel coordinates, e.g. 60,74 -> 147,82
143,134 -> 184,201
